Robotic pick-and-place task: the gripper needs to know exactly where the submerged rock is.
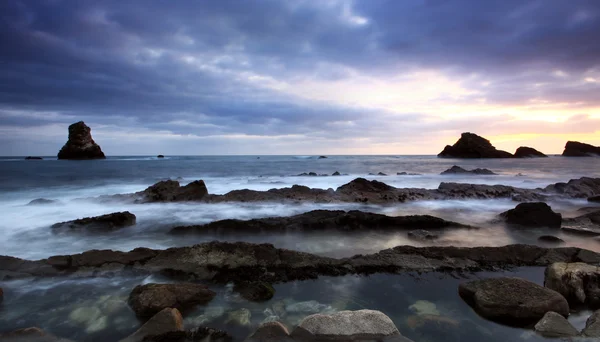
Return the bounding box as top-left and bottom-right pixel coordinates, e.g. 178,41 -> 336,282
142,327 -> 233,342
57,121 -> 105,160
407,230 -> 439,241
128,283 -> 216,317
583,310 -> 600,337
51,211 -> 136,232
499,202 -> 562,228
458,277 -> 569,326
226,308 -> 251,326
440,165 -> 496,175
562,141 -> 600,157
0,327 -> 74,342
438,132 -> 513,158
120,308 -> 183,342
544,262 -> 600,308
233,281 -> 275,302
408,300 -> 440,316
514,146 -> 547,158
534,311 -> 578,337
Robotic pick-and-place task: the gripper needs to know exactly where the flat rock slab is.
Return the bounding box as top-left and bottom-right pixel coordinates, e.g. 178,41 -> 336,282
544,262 -> 600,308
459,277 -> 569,326
128,283 -> 216,317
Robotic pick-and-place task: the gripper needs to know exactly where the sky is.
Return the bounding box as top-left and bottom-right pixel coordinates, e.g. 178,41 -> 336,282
1,0 -> 599,156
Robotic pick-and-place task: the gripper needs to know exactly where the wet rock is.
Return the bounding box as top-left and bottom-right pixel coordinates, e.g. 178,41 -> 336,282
247,321 -> 293,342
128,283 -> 216,317
142,327 -> 233,342
534,311 -> 578,338
290,310 -> 406,341
170,210 -> 469,235
538,235 -> 564,244
499,202 -> 562,228
589,196 -> 600,202
27,198 -> 57,205
582,310 -> 600,337
57,121 -> 105,160
68,306 -> 106,333
233,281 -> 275,302
458,277 -> 569,326
438,132 -> 513,158
25,156 -> 43,160
0,327 -> 74,342
51,211 -> 136,232
226,308 -> 251,326
137,180 -> 208,202
514,147 -> 547,158
562,141 -> 600,157
544,262 -> 600,308
407,230 -> 439,241
440,165 -> 496,175
157,155 -> 165,158
285,300 -> 332,314
120,308 -> 183,342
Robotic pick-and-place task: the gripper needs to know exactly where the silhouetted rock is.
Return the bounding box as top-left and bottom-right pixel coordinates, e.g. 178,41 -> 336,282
440,166 -> 496,175
378,172 -> 387,176
157,155 -> 165,158
562,141 -> 600,157
25,156 -> 43,160
128,283 -> 216,317
544,262 -> 600,308
438,132 -> 513,158
51,211 -> 136,232
514,146 -> 547,158
27,198 -> 57,205
120,308 -> 183,342
459,277 -> 569,326
589,195 -> 600,203
534,311 -> 578,338
0,287 -> 3,304
538,235 -> 564,244
137,180 -> 208,203
499,203 -> 562,228
57,121 -> 105,160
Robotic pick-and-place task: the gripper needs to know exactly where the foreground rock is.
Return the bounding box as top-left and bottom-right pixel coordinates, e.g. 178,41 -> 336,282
170,210 -> 470,235
290,310 -> 410,341
120,308 -> 183,342
562,141 -> 600,157
499,202 -> 562,228
143,327 -> 233,342
128,283 -> 216,317
514,146 -> 547,158
57,121 -> 105,160
534,311 -> 578,337
458,277 -> 569,326
438,132 -> 513,158
583,310 -> 600,337
51,211 -> 136,232
440,165 -> 496,175
3,242 -> 600,285
0,327 -> 74,342
544,262 -> 600,308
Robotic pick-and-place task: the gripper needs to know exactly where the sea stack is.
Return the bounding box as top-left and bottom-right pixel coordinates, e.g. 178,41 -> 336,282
438,132 -> 513,158
562,141 -> 600,157
514,146 -> 547,158
57,121 -> 105,160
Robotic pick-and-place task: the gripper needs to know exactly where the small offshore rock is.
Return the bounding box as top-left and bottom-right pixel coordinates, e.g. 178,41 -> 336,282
51,211 -> 136,232
534,311 -> 578,337
538,235 -> 564,244
407,230 -> 439,241
57,121 -> 106,160
441,165 -> 496,175
582,310 -> 600,337
120,308 -> 183,342
438,132 -> 513,158
27,198 -> 57,205
332,171 -> 341,176
378,172 -> 387,176
0,287 -> 3,304
514,146 -> 547,158
544,262 -> 600,307
318,156 -> 328,159
128,283 -> 216,317
247,321 -> 292,342
499,202 -> 562,228
25,156 -> 43,160
157,155 -> 165,158
233,281 -> 275,302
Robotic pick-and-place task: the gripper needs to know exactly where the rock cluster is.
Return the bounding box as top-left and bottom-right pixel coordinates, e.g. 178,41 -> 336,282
57,121 -> 105,160
514,146 -> 547,158
438,132 -> 513,158
562,141 -> 600,156
51,211 -> 136,232
440,165 -> 496,175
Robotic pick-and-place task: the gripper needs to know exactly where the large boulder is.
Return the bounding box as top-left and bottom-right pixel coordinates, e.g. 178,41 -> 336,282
499,202 -> 562,228
583,310 -> 600,337
514,146 -> 547,158
562,141 -> 600,157
534,311 -> 579,337
440,165 -> 496,175
51,211 -> 136,232
438,132 -> 513,158
128,283 -> 216,317
544,262 -> 600,308
57,121 -> 105,160
458,277 -> 569,326
119,308 -> 183,342
290,310 -> 410,341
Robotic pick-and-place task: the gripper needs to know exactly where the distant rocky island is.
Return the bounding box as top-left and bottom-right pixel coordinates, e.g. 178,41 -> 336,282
57,121 -> 105,160
562,141 -> 600,157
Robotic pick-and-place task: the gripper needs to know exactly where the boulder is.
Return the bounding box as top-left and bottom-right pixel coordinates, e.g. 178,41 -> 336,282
407,230 -> 438,241
514,147 -> 547,158
562,141 -> 600,157
440,166 -> 496,175
438,132 -> 513,158
534,311 -> 578,337
247,322 -> 293,342
0,327 -> 74,342
538,235 -> 564,244
233,281 -> 275,302
51,211 -> 136,232
499,202 -> 562,228
544,262 -> 600,308
25,156 -> 43,160
458,277 -> 569,326
582,310 -> 600,337
128,283 -> 216,317
290,310 -> 407,341
157,155 -> 165,158
142,327 -> 233,342
119,308 -> 183,342
138,180 -> 208,202
57,121 -> 105,160
589,196 -> 600,203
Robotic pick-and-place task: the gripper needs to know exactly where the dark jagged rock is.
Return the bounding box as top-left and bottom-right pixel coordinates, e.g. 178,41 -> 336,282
142,327 -> 233,342
121,308 -> 184,342
128,283 -> 216,317
438,132 -> 513,158
544,177 -> 600,198
499,203 -> 562,228
27,198 -> 57,205
136,180 -> 208,203
233,281 -> 275,302
458,277 -> 569,326
407,230 -> 438,241
514,146 -> 547,158
332,171 -> 341,176
538,235 -> 564,244
589,195 -> 600,203
57,121 -> 105,160
0,327 -> 74,342
25,156 -> 43,160
51,211 -> 136,232
544,262 -> 600,308
169,210 -> 470,235
440,166 -> 496,175
157,155 -> 165,158
562,141 -> 600,157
